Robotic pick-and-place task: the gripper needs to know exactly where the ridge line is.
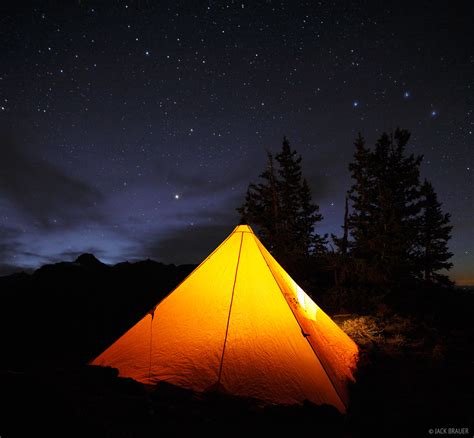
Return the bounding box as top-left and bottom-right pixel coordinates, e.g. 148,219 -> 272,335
89,229 -> 239,366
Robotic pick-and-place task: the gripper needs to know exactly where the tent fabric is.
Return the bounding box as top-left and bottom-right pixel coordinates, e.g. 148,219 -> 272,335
91,225 -> 358,413
254,238 -> 359,405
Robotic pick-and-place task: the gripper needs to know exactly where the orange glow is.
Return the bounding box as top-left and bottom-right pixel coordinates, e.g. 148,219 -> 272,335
91,224 -> 358,413
455,279 -> 474,286
254,235 -> 359,406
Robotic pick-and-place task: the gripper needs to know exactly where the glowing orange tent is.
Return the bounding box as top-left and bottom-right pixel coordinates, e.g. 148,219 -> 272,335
91,225 -> 358,412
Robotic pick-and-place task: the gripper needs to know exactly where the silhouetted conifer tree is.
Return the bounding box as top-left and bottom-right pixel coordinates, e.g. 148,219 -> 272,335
238,137 -> 325,272
348,128 -> 424,290
239,152 -> 281,253
419,180 -> 453,285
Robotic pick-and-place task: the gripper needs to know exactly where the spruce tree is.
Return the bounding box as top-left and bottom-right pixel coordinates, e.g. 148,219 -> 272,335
238,152 -> 280,253
238,137 -> 325,270
347,133 -> 374,260
419,180 -> 453,285
299,178 -> 325,255
274,137 -> 303,256
348,128 -> 424,289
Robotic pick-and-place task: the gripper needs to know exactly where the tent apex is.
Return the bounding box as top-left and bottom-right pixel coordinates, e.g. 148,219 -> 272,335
233,224 -> 253,233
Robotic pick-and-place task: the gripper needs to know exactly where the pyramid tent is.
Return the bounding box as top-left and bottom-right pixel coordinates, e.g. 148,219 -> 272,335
91,225 -> 358,413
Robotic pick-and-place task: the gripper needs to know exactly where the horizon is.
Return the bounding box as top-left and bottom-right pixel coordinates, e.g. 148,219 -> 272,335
2,248 -> 473,288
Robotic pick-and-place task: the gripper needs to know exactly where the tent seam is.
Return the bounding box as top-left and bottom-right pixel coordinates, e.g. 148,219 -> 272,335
216,231 -> 244,386
251,233 -> 347,411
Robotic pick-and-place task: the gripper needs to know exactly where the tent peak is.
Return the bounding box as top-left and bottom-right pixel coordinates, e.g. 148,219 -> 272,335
233,224 -> 253,233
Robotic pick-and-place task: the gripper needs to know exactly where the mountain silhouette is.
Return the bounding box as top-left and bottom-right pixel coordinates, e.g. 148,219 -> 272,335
0,254 -> 195,370
74,253 -> 107,269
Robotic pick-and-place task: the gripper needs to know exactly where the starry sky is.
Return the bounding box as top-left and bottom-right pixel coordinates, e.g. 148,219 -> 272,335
0,1 -> 472,283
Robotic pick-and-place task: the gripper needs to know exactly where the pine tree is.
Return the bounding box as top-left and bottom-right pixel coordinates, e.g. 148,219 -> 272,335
274,137 -> 303,256
238,137 -> 325,270
299,178 -> 325,255
348,128 -> 424,289
237,152 -> 281,253
347,133 -> 374,260
419,180 -> 453,285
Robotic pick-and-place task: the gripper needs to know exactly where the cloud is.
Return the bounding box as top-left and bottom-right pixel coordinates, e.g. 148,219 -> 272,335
303,150 -> 348,201
153,156 -> 256,199
305,172 -> 332,200
136,185 -> 242,264
0,262 -> 31,276
142,223 -> 234,264
0,133 -> 103,229
0,232 -> 50,275
136,159 -> 246,263
134,145 -> 334,264
0,225 -> 26,275
0,225 -> 21,254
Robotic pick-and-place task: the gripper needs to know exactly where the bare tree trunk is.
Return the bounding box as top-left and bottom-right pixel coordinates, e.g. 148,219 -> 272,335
342,195 -> 349,255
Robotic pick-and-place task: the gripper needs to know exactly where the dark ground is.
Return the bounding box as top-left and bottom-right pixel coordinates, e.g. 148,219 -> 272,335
0,255 -> 472,437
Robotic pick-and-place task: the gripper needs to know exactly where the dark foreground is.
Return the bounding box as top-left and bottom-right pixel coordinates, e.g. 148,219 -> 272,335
1,338 -> 472,438
1,366 -> 344,437
0,255 -> 472,437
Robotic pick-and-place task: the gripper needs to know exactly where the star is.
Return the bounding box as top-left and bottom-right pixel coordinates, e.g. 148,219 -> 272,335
0,0 -> 471,289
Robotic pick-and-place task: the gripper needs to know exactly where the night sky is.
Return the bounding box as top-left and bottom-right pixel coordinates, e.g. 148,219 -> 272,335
0,1 -> 472,283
